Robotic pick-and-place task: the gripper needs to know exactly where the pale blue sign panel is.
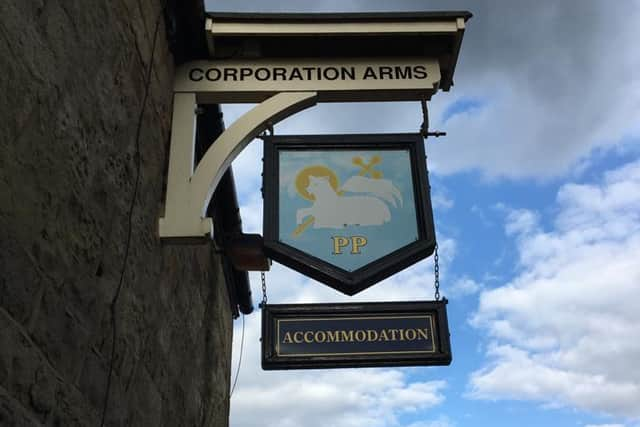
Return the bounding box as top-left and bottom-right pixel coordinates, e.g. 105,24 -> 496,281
278,149 -> 419,272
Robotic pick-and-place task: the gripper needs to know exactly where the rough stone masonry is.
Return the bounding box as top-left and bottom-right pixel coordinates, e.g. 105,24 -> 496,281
0,1 -> 236,425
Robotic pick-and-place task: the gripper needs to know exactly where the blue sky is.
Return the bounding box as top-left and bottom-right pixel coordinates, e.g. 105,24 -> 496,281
206,1 -> 640,426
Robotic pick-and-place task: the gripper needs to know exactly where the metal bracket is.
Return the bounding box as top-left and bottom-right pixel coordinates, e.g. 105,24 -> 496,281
159,91 -> 318,240
420,99 -> 446,139
225,233 -> 271,271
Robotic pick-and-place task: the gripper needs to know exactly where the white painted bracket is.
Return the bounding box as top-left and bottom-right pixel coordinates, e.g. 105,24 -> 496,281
159,91 -> 318,240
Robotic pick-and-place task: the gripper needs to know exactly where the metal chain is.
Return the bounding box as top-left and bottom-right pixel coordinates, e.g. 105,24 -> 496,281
422,99 -> 441,301
259,123 -> 272,310
434,243 -> 440,301
259,271 -> 268,308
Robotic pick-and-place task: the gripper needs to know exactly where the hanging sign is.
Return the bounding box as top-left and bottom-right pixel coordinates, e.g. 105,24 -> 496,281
263,133 -> 436,295
262,300 -> 451,370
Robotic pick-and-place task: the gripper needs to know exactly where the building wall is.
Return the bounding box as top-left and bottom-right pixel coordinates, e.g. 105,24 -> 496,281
0,1 -> 233,426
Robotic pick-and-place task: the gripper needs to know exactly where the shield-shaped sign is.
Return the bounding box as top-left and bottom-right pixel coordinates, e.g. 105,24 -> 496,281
263,133 -> 436,295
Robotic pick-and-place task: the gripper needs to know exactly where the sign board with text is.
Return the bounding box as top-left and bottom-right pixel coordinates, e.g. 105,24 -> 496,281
174,58 -> 441,103
262,301 -> 451,370
263,134 -> 436,295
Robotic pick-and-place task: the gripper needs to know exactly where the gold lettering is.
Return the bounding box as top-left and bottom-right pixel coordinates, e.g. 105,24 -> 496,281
283,332 -> 293,344
304,331 -> 314,343
315,331 -> 327,343
332,236 -> 350,255
326,330 -> 339,342
340,330 -> 354,342
417,328 -> 429,340
351,236 -> 368,254
283,327 -> 429,346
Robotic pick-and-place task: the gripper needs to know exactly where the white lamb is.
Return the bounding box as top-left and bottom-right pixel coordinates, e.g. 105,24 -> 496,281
340,175 -> 403,208
296,175 -> 391,229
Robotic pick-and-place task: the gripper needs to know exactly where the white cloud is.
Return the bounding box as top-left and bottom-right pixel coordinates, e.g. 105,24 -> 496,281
447,277 -> 482,298
426,2 -> 640,179
230,302 -> 448,427
431,191 -> 454,210
503,208 -> 539,237
232,372 -> 446,427
237,191 -> 263,234
468,159 -> 640,419
215,2 -> 640,180
584,424 -> 626,427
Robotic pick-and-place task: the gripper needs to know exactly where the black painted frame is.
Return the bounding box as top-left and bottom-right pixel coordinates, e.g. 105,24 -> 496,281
262,300 -> 451,370
263,133 -> 436,295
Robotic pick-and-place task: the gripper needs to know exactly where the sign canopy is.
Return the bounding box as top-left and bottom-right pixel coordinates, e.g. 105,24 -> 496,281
204,11 -> 471,91
174,11 -> 472,104
263,134 -> 436,295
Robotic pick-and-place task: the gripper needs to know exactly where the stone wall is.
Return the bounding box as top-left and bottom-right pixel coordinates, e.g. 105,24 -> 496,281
0,1 -> 233,425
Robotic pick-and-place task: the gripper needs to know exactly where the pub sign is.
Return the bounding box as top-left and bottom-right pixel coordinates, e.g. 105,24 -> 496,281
263,133 -> 436,295
262,301 -> 451,370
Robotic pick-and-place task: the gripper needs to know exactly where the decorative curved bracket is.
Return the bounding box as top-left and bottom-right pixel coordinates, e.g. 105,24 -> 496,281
159,91 -> 318,240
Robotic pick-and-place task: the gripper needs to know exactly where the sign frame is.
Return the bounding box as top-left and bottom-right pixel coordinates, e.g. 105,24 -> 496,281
261,300 -> 451,370
263,133 -> 436,295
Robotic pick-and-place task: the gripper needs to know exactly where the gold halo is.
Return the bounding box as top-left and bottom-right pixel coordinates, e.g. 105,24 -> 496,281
295,165 -> 339,201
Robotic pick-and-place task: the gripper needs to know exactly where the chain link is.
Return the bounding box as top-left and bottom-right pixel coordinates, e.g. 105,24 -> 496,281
423,100 -> 441,301
259,271 -> 268,308
259,123 -> 272,310
434,243 -> 440,301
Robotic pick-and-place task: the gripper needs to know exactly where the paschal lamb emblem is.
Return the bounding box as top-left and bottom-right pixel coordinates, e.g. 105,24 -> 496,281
292,156 -> 403,237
